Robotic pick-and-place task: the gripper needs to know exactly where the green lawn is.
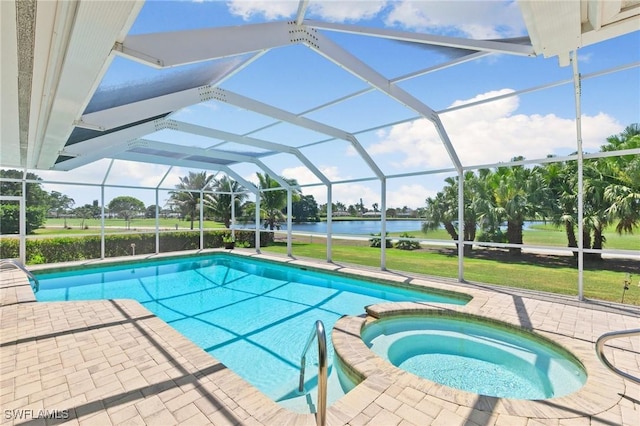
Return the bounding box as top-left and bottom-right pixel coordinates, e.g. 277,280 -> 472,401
261,241 -> 639,306
39,218 -> 638,251
388,224 -> 639,251
36,218 -> 226,234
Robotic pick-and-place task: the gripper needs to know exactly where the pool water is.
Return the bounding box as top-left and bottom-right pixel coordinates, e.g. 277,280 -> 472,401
35,254 -> 467,412
362,315 -> 586,399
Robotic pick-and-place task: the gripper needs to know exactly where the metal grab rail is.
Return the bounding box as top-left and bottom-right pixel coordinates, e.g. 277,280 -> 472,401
298,320 -> 327,426
0,259 -> 39,292
595,328 -> 640,385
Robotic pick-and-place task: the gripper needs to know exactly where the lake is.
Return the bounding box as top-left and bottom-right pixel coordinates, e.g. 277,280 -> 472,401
233,220 -> 544,236
234,220 -> 423,235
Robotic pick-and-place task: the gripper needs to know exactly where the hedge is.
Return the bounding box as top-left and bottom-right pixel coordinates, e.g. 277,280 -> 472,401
0,230 -> 271,264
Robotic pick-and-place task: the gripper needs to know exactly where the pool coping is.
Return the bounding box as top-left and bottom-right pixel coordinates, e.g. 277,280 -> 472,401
332,304 -> 624,420
2,249 -> 639,425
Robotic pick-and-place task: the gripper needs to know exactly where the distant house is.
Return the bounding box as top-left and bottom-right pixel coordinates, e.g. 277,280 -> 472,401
397,208 -> 415,218
363,211 -> 381,217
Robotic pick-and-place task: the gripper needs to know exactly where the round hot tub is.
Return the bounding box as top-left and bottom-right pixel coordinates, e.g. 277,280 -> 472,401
362,314 -> 586,399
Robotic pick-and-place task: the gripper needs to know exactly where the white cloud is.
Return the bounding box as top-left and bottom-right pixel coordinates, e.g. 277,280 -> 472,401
370,89 -> 623,169
281,165 -> 379,207
308,0 -> 387,22
34,159 -> 179,206
387,183 -> 436,209
385,0 -> 526,39
225,0 -> 524,38
226,1 -> 297,20
226,0 -> 387,22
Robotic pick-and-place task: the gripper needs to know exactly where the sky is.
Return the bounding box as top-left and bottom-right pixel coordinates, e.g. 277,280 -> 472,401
33,0 -> 640,211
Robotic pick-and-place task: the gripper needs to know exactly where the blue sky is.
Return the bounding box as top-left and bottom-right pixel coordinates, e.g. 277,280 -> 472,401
36,0 -> 640,211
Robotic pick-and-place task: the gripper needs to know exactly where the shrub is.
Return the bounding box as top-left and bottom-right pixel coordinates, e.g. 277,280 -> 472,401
395,232 -> 421,250
369,233 -> 392,248
0,230 -> 272,264
477,228 -> 507,243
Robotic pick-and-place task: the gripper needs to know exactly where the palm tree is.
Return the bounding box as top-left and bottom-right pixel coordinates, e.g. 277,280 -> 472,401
582,159 -> 611,260
423,191 -> 458,240
541,159 -> 579,252
170,171 -> 214,230
204,176 -> 248,228
488,158 -> 548,255
256,172 -> 300,230
602,125 -> 640,235
422,172 -> 486,255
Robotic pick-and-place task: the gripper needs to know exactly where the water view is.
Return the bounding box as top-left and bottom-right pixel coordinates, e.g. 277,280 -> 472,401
233,220 -> 543,235
234,220 -> 423,235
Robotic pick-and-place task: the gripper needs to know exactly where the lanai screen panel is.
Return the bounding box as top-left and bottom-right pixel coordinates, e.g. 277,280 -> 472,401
84,56 -> 252,114
219,44 -> 371,114
304,90 -> 421,134
170,102 -> 279,136
356,125 -> 456,176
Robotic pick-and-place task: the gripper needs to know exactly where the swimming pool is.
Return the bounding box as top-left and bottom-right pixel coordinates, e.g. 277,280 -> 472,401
34,254 -> 468,412
362,314 -> 587,399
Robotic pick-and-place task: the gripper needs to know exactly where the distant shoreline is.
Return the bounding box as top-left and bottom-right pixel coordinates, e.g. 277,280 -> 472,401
317,217 -> 424,222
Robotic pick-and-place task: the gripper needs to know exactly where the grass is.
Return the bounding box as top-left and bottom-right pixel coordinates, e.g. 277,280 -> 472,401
388,224 -> 639,251
261,239 -> 640,306
39,218 -> 638,250
35,218 -> 226,235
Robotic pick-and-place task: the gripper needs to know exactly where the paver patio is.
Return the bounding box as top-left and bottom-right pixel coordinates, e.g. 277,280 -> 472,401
1,251 -> 638,425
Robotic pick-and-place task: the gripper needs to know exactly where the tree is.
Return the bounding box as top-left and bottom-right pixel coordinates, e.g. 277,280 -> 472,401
0,169 -> 49,234
541,159 -> 579,253
107,196 -> 145,230
256,172 -> 300,230
487,159 -> 548,255
74,204 -> 95,229
48,191 -> 75,228
423,191 -> 457,241
422,172 -> 483,255
602,125 -> 640,235
169,171 -> 214,230
204,176 -> 248,228
145,205 -> 159,219
291,195 -> 319,222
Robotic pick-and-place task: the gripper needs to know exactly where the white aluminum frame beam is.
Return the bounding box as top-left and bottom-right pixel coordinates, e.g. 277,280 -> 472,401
296,0 -> 310,25
305,27 -> 463,172
122,139 -> 291,190
53,117 -> 168,170
113,150 -> 259,187
168,120 -> 330,185
116,21 -> 295,68
208,87 -> 385,179
305,20 -> 536,57
78,54 -> 262,131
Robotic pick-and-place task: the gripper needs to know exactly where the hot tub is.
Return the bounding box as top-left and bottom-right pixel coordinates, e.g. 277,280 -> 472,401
362,314 -> 587,399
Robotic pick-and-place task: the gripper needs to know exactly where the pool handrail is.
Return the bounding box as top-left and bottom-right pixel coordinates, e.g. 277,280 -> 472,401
0,259 -> 39,293
595,328 -> 640,385
298,320 -> 327,426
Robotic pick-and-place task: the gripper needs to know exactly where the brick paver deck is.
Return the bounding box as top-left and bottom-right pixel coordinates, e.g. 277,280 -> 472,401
1,252 -> 638,425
